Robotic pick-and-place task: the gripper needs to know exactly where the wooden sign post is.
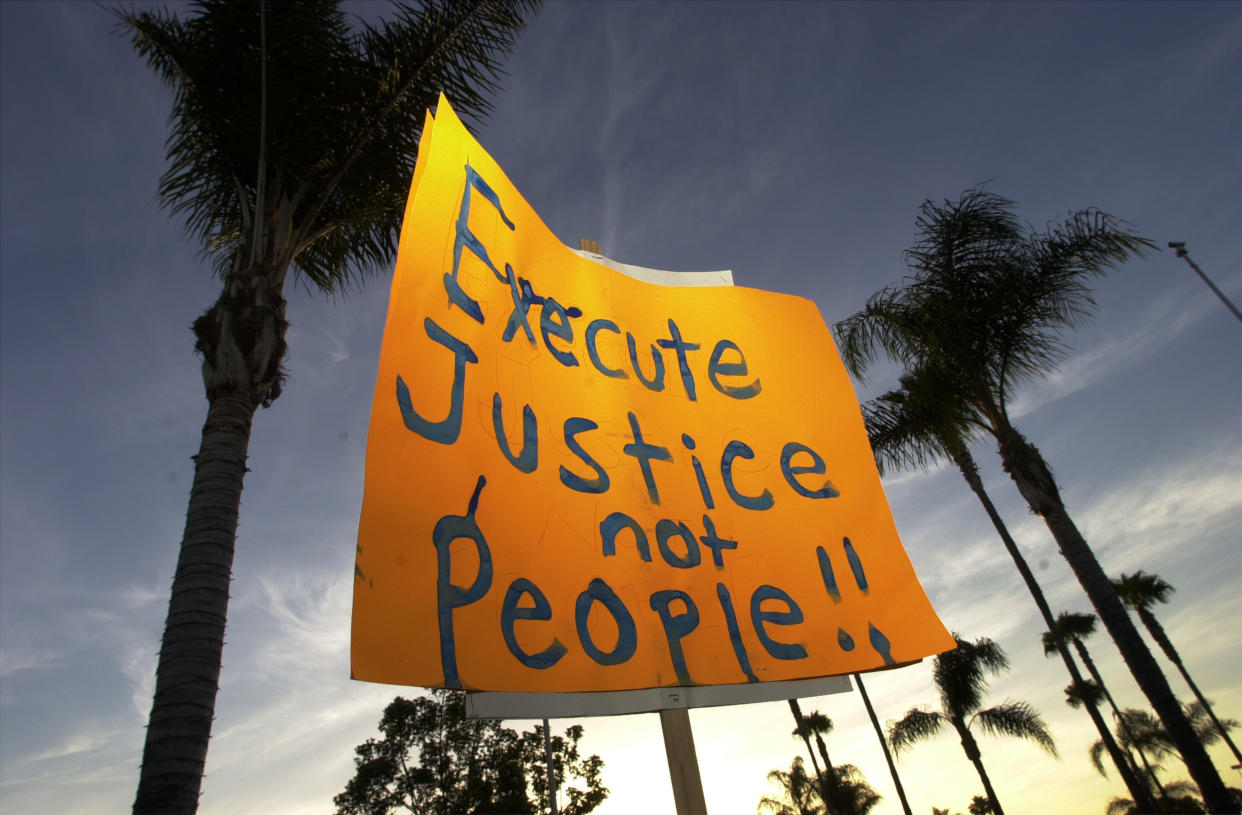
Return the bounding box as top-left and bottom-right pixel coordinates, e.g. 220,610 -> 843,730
579,238 -> 707,815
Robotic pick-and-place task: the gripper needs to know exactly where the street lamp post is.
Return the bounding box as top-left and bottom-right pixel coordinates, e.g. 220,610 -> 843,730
1168,241 -> 1242,325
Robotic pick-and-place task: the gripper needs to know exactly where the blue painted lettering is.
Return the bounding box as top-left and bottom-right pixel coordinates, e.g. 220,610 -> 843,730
780,442 -> 839,499
649,589 -> 699,685
716,583 -> 758,682
396,318 -> 477,445
708,339 -> 761,399
560,418 -> 609,494
491,393 -> 538,473
575,578 -> 637,666
720,440 -> 774,511
750,585 -> 807,661
585,319 -> 628,379
655,519 -> 701,569
449,165 -> 514,323
599,512 -> 652,562
657,319 -> 701,401
432,476 -> 493,689
627,332 -> 666,392
698,514 -> 737,568
540,296 -> 578,367
622,412 -> 672,505
500,578 -> 567,670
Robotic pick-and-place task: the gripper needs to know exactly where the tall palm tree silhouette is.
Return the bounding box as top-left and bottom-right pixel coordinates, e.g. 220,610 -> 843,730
889,635 -> 1057,815
851,673 -> 913,815
1043,612 -> 1164,794
835,187 -> 1234,812
1115,570 -> 1242,767
115,2 -> 539,810
861,364 -> 1154,809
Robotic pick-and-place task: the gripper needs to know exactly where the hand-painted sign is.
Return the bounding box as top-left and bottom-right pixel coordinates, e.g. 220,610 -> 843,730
352,97 -> 953,692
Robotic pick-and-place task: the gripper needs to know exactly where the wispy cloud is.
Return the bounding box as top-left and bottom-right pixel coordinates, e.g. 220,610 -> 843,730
0,642 -> 63,678
1010,290 -> 1210,419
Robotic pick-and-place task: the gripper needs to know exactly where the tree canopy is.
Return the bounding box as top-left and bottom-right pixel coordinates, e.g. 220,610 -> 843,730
117,2 -> 541,810
334,691 -> 607,815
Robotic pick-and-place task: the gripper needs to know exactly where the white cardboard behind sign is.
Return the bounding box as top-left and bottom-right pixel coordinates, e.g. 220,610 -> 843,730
466,674 -> 852,719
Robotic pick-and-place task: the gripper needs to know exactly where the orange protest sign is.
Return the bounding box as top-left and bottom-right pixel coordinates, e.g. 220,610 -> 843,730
352,97 -> 953,692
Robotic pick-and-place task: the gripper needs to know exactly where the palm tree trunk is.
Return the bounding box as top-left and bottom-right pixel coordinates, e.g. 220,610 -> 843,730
1071,640 -> 1167,798
135,273 -> 287,814
950,448 -> 1159,812
812,732 -> 839,814
1138,608 -> 1242,767
788,699 -> 833,815
134,393 -> 256,814
954,721 -> 1004,815
853,673 -> 913,815
993,423 -> 1237,814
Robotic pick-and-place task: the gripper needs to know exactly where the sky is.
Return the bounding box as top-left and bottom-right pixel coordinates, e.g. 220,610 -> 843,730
1,2 -> 1240,814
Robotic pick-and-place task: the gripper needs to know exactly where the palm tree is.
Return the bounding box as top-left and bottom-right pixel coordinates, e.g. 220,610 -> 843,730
1091,708 -> 1178,796
759,756 -> 824,815
968,796 -> 995,815
789,699 -> 830,813
851,672 -> 913,815
863,364 -> 1154,809
115,2 -> 538,811
819,763 -> 882,815
1042,611 -> 1165,794
801,711 -> 874,815
1093,703 -> 1242,793
1115,571 -> 1242,767
834,187 -> 1236,813
802,712 -> 837,793
888,635 -> 1057,815
1107,779 -> 1211,815
1185,700 -> 1240,750
760,757 -> 880,815
1063,679 -> 1168,800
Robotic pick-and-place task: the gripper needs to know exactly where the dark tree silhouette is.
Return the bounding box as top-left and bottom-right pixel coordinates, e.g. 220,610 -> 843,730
851,673 -> 913,815
862,363 -> 1153,809
1115,570 -> 1242,768
1043,611 -> 1164,794
759,756 -> 824,815
889,635 -> 1056,815
115,2 -> 540,811
335,691 -> 607,815
835,187 -> 1234,812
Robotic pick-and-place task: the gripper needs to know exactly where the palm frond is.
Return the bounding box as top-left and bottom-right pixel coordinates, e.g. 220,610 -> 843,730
1063,679 -> 1104,710
1185,699 -> 1238,745
1089,739 -> 1109,777
1113,571 -> 1174,612
833,287 -> 924,380
114,0 -> 540,290
1105,796 -> 1135,815
834,185 -> 1154,440
760,756 -> 824,815
1055,611 -> 1098,639
887,708 -> 945,756
1115,708 -> 1175,758
862,362 -> 982,475
971,700 -> 1057,756
801,711 -> 833,737
1160,779 -> 1201,800
933,635 -> 1009,718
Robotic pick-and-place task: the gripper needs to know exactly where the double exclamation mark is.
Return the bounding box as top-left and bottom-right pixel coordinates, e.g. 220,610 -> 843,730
816,537 -> 895,666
